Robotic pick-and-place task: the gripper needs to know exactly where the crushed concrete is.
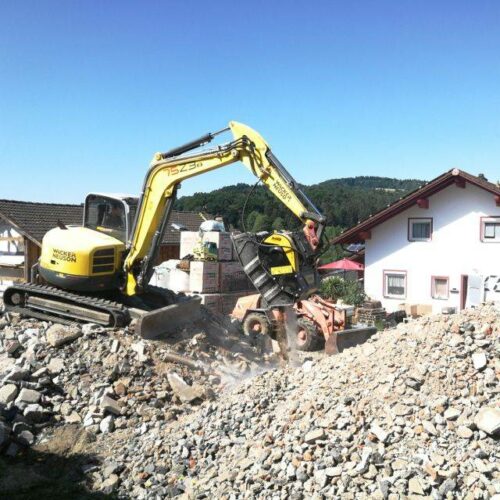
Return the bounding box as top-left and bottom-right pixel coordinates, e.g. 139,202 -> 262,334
0,302 -> 498,499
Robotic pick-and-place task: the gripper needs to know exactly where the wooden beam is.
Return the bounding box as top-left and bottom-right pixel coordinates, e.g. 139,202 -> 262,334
0,267 -> 24,279
0,215 -> 41,246
24,238 -> 40,282
359,230 -> 371,240
495,195 -> 500,207
454,178 -> 466,188
24,238 -> 29,282
0,236 -> 24,242
416,198 -> 429,209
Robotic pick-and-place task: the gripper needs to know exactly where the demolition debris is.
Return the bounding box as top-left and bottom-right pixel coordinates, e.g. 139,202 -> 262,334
0,304 -> 499,498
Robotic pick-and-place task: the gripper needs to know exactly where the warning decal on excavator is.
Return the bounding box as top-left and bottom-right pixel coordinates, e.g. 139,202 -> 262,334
270,265 -> 294,275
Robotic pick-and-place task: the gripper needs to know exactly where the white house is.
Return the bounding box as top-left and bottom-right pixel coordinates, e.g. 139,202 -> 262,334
332,169 -> 500,313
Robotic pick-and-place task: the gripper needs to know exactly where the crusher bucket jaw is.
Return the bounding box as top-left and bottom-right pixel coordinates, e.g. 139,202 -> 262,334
231,230 -> 321,308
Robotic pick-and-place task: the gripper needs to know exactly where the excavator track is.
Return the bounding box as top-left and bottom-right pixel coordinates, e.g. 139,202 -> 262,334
3,283 -> 130,328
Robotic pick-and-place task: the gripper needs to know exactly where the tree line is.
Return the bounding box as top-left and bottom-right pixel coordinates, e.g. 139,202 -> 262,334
174,176 -> 423,262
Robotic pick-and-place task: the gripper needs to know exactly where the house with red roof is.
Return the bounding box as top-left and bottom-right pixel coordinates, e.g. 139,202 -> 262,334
332,169 -> 500,313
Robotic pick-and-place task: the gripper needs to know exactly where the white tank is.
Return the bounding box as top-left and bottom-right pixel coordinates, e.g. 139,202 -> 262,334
150,260 -> 189,292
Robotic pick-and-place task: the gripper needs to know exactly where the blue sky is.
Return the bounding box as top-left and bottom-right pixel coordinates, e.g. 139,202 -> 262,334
1,0 -> 499,203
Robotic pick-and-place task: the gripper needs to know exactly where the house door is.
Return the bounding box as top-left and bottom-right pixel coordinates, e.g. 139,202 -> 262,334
460,275 -> 468,310
465,274 -> 483,309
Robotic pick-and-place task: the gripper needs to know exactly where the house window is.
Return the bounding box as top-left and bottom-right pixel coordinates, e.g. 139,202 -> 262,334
408,218 -> 432,241
431,276 -> 449,300
384,271 -> 407,298
481,217 -> 500,242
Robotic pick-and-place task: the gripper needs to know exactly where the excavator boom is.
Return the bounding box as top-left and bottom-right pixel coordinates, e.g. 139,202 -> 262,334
3,121 -> 327,341
125,121 -> 325,298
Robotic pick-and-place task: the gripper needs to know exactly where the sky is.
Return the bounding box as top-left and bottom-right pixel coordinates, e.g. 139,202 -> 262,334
1,0 -> 499,204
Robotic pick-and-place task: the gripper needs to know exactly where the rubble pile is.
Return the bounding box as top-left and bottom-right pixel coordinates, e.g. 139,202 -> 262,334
0,309 -> 271,461
0,304 -> 498,498
108,305 -> 498,499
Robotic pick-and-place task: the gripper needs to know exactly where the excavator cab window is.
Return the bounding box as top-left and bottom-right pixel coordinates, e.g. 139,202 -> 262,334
126,199 -> 138,236
84,195 -> 128,243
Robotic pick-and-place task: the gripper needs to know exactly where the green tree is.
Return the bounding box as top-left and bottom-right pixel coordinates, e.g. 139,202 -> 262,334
174,176 -> 423,232
272,217 -> 285,230
319,226 -> 344,264
252,213 -> 272,232
320,276 -> 366,306
246,211 -> 260,231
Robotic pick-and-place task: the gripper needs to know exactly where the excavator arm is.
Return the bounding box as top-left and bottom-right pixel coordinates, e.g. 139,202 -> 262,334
2,121 -> 326,345
124,121 -> 326,301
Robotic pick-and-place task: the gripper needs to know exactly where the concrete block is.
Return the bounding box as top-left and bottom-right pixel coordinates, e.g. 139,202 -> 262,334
188,293 -> 222,314
180,231 -> 234,261
203,231 -> 233,261
189,261 -> 219,293
219,261 -> 253,292
180,232 -> 200,259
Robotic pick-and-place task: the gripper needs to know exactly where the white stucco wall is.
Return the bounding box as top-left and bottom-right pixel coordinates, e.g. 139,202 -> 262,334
364,183 -> 500,313
0,224 -> 24,255
0,223 -> 24,292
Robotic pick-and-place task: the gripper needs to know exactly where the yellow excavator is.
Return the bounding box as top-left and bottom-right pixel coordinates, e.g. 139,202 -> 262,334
3,122 -> 326,339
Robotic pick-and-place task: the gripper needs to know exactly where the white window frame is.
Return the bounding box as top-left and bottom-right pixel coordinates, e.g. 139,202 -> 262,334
431,276 -> 449,300
384,271 -> 407,299
408,218 -> 432,242
481,216 -> 500,243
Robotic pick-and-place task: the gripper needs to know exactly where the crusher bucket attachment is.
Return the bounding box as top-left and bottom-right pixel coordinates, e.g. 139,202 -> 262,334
135,296 -> 203,340
231,231 -> 320,307
231,230 -> 321,363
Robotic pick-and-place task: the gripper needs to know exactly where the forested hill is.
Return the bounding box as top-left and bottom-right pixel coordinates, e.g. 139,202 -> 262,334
174,176 -> 424,233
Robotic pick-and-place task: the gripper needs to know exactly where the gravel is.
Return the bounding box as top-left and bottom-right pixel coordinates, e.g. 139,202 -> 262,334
0,302 -> 499,498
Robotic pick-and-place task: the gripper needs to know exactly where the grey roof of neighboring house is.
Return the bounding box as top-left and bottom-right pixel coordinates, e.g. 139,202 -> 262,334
0,199 -> 208,246
0,199 -> 84,246
161,211 -> 208,244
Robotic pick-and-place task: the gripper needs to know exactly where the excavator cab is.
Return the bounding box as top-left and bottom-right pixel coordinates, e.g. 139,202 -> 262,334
84,194 -> 138,244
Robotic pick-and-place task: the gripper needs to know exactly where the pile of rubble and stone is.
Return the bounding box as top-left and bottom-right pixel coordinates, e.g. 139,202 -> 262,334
1,303 -> 499,498
0,308 -> 272,470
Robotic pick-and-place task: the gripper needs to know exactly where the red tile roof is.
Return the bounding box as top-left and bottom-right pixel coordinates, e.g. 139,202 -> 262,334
332,169 -> 500,245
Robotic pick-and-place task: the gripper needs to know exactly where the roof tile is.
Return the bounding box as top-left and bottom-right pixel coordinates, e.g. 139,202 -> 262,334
0,199 -> 208,246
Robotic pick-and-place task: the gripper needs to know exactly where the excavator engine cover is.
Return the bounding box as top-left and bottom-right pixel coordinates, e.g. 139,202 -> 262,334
232,231 -> 319,307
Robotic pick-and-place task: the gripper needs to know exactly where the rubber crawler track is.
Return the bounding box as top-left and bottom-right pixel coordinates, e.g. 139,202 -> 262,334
3,283 -> 130,327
